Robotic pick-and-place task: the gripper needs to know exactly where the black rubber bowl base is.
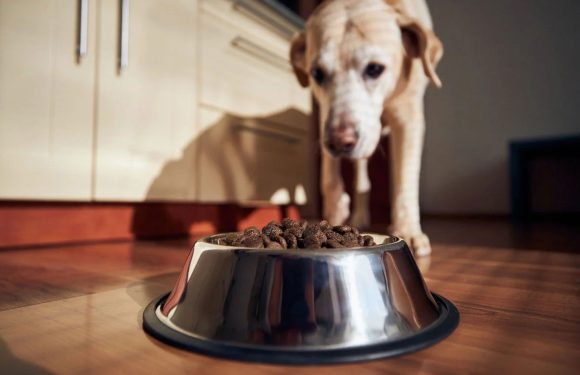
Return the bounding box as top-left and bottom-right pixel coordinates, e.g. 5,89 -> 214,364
143,293 -> 459,365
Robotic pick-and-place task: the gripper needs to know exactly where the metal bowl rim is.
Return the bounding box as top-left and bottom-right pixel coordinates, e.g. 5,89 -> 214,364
197,232 -> 405,255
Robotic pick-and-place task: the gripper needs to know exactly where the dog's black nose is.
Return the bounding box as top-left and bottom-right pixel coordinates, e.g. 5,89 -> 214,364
326,121 -> 358,155
341,140 -> 356,153
327,137 -> 357,155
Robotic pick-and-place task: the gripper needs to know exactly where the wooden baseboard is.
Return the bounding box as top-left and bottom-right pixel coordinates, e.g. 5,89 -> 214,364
2,203 -> 522,250
0,201 -> 302,249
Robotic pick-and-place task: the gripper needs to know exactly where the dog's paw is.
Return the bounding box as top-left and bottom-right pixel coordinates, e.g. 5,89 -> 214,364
408,232 -> 432,257
390,228 -> 432,257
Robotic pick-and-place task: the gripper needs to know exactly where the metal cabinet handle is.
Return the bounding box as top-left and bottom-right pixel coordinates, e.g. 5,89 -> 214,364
77,0 -> 89,62
234,124 -> 300,144
119,0 -> 130,72
231,37 -> 290,72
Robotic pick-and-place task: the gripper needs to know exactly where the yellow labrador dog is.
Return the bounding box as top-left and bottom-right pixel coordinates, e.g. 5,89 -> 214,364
289,0 -> 442,256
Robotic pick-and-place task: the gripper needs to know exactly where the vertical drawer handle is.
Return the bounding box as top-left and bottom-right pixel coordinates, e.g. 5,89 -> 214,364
119,0 -> 130,72
77,0 -> 89,62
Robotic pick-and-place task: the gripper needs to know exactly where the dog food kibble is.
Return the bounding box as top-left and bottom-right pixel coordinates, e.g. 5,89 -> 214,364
333,225 -> 352,234
283,233 -> 298,248
243,226 -> 261,237
242,235 -> 264,248
211,218 -> 379,249
363,235 -> 376,246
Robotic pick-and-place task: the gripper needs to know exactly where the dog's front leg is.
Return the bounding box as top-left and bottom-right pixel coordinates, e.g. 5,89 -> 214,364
321,152 -> 350,225
350,158 -> 371,229
387,106 -> 431,256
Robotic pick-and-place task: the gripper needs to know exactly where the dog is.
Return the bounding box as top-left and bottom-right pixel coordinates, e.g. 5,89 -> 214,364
289,0 -> 443,256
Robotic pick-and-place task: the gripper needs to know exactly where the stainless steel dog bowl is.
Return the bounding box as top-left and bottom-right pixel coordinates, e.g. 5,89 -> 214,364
143,233 -> 459,364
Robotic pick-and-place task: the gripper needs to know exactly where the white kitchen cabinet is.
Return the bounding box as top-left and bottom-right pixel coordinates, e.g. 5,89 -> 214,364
93,0 -> 198,201
200,0 -> 303,43
195,4 -> 314,205
0,0 -> 198,202
199,5 -> 310,117
196,104 -> 316,205
0,0 -> 97,200
0,0 -> 312,204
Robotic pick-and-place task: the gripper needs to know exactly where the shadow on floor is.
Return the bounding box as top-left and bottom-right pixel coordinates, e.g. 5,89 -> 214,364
0,337 -> 53,375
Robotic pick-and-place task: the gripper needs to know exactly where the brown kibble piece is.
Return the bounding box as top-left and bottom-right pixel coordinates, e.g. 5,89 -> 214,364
261,234 -> 271,247
262,224 -> 273,235
263,224 -> 283,238
325,240 -> 345,248
363,235 -> 376,246
281,218 -> 298,229
325,230 -> 344,243
267,241 -> 283,249
313,230 -> 327,244
224,233 -> 241,245
319,220 -> 331,231
303,237 -> 322,249
343,232 -> 358,243
283,233 -> 298,248
272,235 -> 288,249
244,226 -> 261,237
268,229 -> 283,240
302,223 -> 319,238
284,227 -> 303,238
333,225 -> 352,234
242,236 -> 264,248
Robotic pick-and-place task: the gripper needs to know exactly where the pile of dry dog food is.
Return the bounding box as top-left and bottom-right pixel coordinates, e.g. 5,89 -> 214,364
211,218 -> 376,249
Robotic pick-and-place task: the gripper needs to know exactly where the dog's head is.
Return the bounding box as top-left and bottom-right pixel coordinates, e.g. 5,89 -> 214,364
290,0 -> 443,159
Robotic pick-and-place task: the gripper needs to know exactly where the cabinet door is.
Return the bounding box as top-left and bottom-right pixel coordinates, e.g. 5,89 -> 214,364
94,0 -> 198,201
196,105 -> 316,207
199,9 -> 310,117
0,0 -> 97,200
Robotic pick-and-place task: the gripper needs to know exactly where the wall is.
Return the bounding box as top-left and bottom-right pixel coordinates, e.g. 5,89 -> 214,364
422,0 -> 580,214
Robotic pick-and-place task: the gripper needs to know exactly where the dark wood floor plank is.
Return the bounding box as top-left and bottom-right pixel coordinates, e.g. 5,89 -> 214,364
0,221 -> 579,374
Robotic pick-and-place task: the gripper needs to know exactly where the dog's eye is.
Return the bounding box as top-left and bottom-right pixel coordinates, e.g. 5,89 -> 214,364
364,63 -> 385,79
311,67 -> 326,85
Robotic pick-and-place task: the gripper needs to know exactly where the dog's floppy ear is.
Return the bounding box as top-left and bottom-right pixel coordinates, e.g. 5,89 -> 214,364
289,32 -> 309,87
398,16 -> 443,88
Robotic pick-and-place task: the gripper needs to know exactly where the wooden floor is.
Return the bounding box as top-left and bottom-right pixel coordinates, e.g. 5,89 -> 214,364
1,219 -> 579,374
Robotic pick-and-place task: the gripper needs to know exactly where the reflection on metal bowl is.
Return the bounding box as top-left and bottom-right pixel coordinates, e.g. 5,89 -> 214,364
143,233 -> 459,364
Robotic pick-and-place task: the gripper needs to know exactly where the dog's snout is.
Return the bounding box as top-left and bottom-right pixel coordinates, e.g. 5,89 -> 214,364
327,122 -> 358,155
328,139 -> 356,154
339,140 -> 356,153
335,121 -> 356,136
